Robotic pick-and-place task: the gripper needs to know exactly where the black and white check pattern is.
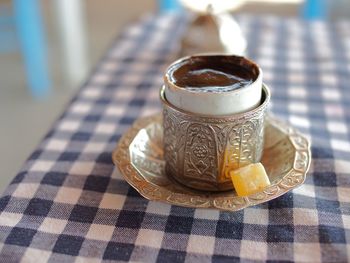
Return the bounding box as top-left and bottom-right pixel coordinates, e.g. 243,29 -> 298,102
0,13 -> 350,262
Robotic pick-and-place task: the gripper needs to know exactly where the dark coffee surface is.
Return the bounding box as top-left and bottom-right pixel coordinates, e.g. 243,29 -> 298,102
169,55 -> 259,92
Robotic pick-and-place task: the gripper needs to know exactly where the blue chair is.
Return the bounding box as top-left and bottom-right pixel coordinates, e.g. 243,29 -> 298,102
158,0 -> 182,12
0,0 -> 51,99
302,0 -> 328,20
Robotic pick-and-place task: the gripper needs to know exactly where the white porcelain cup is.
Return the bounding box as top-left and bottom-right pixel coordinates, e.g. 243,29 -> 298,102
164,54 -> 263,116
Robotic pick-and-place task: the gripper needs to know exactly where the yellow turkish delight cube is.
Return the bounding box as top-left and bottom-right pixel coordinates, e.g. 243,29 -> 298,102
230,163 -> 271,196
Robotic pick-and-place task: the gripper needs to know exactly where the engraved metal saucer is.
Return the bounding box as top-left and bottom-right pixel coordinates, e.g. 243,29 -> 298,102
112,114 -> 311,212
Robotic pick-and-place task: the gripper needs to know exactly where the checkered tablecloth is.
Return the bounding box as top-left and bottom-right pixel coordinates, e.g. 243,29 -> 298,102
0,13 -> 350,262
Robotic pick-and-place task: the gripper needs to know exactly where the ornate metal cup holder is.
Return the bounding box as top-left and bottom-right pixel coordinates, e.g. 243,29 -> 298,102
112,114 -> 311,212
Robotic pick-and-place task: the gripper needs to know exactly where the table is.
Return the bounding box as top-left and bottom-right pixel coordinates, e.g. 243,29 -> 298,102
0,13 -> 350,262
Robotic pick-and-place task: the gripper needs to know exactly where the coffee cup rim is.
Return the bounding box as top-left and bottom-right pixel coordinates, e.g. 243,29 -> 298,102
160,83 -> 270,120
163,54 -> 264,115
164,54 -> 262,95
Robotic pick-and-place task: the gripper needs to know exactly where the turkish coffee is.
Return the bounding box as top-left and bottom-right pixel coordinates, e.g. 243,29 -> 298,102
168,55 -> 259,93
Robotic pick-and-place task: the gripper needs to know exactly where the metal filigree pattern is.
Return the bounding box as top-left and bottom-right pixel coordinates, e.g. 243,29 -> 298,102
112,114 -> 311,212
184,124 -> 217,181
161,86 -> 269,191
